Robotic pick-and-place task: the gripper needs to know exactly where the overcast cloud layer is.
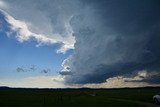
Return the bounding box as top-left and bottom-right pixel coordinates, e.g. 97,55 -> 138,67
1,0 -> 160,86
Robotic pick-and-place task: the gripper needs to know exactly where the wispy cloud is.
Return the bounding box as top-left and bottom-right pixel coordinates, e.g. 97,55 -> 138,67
16,65 -> 52,74
16,65 -> 37,72
0,0 -> 76,53
5,12 -> 74,53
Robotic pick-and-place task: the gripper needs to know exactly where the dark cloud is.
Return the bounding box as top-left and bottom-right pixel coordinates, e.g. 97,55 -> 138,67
125,71 -> 160,84
63,0 -> 160,84
16,67 -> 25,72
41,69 -> 51,74
16,66 -> 53,74
139,76 -> 160,84
29,65 -> 37,71
59,71 -> 73,75
16,65 -> 36,72
16,65 -> 53,74
16,65 -> 53,73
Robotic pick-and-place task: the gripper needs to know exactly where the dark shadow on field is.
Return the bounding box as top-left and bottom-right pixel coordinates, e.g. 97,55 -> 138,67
0,87 -> 160,107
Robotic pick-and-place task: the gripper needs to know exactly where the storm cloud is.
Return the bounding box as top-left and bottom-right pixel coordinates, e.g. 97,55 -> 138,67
125,71 -> 160,84
63,0 -> 160,84
1,0 -> 160,85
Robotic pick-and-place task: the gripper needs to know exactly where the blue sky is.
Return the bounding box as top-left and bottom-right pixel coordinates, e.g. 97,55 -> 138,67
0,12 -> 72,84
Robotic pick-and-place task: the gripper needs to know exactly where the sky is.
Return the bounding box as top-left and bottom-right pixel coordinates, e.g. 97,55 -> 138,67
0,0 -> 160,88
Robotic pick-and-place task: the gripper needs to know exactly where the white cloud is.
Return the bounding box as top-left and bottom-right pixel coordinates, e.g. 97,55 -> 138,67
23,75 -> 65,88
5,13 -> 58,43
1,75 -> 66,88
82,71 -> 160,88
0,0 -> 76,53
5,13 -> 75,53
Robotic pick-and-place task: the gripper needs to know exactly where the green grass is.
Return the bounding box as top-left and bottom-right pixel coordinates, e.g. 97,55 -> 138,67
0,88 -> 159,107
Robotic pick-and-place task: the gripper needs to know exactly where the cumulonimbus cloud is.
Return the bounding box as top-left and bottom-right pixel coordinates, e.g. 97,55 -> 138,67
63,0 -> 160,84
1,0 -> 160,86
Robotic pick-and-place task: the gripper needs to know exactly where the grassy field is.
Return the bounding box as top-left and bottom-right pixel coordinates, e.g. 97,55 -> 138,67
0,87 -> 159,107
